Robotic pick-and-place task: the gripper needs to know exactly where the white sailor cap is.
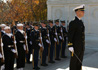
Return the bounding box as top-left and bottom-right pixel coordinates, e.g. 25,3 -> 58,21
4,26 -> 10,30
0,24 -> 6,27
17,23 -> 23,27
73,4 -> 85,11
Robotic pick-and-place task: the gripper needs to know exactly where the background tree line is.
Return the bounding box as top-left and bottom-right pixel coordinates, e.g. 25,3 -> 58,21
0,0 -> 47,24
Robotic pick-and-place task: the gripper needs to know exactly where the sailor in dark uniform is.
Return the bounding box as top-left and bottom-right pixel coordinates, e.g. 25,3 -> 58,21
60,21 -> 67,58
0,24 -> 6,70
40,21 -> 50,66
15,23 -> 26,70
48,20 -> 55,63
68,4 -> 85,70
25,22 -> 32,64
31,22 -> 42,70
2,26 -> 16,70
54,19 -> 62,61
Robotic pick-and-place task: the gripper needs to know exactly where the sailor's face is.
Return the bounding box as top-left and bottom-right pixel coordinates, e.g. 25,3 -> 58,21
34,26 -> 39,30
62,23 -> 65,26
76,10 -> 85,18
56,22 -> 59,25
80,11 -> 85,17
17,26 -> 23,30
41,23 -> 46,27
49,23 -> 53,27
5,29 -> 11,33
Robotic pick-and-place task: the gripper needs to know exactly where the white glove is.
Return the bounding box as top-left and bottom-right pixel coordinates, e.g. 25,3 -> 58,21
55,33 -> 57,35
59,36 -> 62,40
39,37 -> 42,40
38,43 -> 42,47
25,36 -> 27,39
61,29 -> 63,32
47,34 -> 49,37
1,43 -> 3,47
54,38 -> 57,42
30,41 -> 32,45
23,45 -> 26,50
69,47 -> 74,53
11,49 -> 17,53
14,41 -> 17,44
46,39 -> 50,44
1,64 -> 5,70
0,53 -> 3,58
20,41 -> 25,43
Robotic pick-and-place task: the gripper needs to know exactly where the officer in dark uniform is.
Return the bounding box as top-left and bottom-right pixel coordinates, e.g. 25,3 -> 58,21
2,26 -> 16,70
68,4 -> 85,70
40,21 -> 50,66
15,23 -> 26,70
54,19 -> 62,61
48,20 -> 55,63
31,22 -> 42,70
60,21 -> 67,58
25,22 -> 32,64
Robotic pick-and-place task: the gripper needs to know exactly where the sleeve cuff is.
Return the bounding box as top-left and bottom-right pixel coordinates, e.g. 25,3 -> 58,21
68,42 -> 73,47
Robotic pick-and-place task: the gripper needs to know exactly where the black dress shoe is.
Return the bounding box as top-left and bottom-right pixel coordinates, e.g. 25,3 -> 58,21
45,63 -> 48,66
27,61 -> 32,64
61,56 -> 67,58
41,63 -> 48,66
37,67 -> 40,69
33,67 -> 40,70
33,67 -> 36,69
55,58 -> 61,61
49,61 -> 55,63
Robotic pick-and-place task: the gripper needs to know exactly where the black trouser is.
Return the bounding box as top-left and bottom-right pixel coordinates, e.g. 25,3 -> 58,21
33,49 -> 39,68
55,41 -> 61,59
61,40 -> 66,57
17,46 -> 25,69
4,53 -> 15,70
42,46 -> 48,64
70,51 -> 84,70
26,41 -> 32,62
0,59 -> 4,67
49,43 -> 54,61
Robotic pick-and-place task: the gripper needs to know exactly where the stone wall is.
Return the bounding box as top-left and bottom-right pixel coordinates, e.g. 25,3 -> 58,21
47,0 -> 98,35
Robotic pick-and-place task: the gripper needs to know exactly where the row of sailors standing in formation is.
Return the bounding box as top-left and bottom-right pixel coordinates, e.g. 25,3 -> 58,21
0,19 -> 68,70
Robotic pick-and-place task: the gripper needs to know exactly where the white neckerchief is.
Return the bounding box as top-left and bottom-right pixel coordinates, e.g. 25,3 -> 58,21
43,27 -> 46,29
18,29 -> 24,34
1,30 -> 5,33
55,24 -> 59,27
61,25 -> 65,27
50,26 -> 53,28
35,29 -> 39,31
27,28 -> 30,30
6,33 -> 12,38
